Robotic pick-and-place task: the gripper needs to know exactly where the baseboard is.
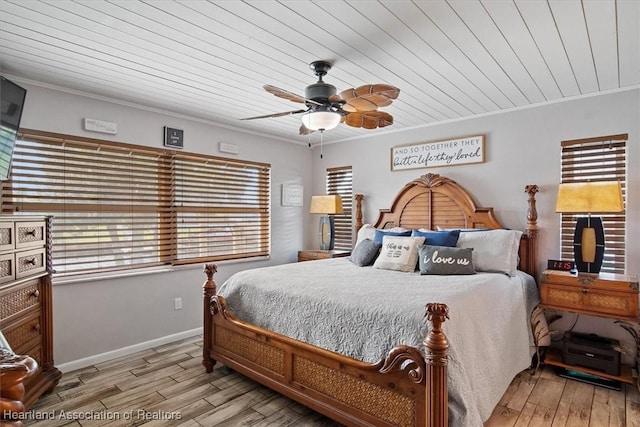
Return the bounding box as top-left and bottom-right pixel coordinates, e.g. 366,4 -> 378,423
56,327 -> 203,373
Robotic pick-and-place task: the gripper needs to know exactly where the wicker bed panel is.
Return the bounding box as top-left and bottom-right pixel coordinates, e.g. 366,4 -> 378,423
293,356 -> 416,427
214,326 -> 285,375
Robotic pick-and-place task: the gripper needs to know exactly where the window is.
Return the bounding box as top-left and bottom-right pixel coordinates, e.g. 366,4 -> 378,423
560,134 -> 627,274
326,166 -> 352,250
1,130 -> 271,276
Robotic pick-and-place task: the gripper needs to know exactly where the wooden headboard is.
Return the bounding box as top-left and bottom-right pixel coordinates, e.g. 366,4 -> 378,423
354,173 -> 539,277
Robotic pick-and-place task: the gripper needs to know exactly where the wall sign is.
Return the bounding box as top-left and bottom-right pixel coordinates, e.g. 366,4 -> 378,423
282,183 -> 303,207
83,118 -> 117,135
164,126 -> 184,148
391,135 -> 485,171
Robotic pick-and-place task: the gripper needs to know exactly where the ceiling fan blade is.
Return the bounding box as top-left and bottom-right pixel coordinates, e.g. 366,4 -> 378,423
240,109 -> 306,120
339,84 -> 400,112
264,85 -> 322,106
344,111 -> 394,129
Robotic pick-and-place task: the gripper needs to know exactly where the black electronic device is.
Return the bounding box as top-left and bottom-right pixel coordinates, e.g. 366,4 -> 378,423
0,76 -> 27,180
556,368 -> 621,391
562,332 -> 621,376
547,259 -> 575,272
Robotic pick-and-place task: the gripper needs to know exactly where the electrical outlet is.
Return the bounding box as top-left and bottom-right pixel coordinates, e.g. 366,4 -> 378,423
174,297 -> 182,310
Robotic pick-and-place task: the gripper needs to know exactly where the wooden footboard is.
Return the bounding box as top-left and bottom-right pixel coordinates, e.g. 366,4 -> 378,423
202,263 -> 449,427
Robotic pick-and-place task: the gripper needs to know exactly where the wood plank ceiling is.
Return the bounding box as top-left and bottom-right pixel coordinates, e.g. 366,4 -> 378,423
1,0 -> 638,145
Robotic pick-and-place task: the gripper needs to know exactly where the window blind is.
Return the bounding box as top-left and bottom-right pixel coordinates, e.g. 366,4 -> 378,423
326,166 -> 352,251
1,130 -> 270,276
560,134 -> 627,274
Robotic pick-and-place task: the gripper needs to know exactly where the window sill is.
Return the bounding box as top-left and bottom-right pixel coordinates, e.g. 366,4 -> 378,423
52,255 -> 270,286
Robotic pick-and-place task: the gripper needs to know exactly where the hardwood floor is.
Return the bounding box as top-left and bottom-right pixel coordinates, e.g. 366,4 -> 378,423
24,336 -> 639,426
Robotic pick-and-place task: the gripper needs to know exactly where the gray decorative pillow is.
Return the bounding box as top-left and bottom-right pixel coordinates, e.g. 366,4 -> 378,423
349,238 -> 381,266
418,245 -> 475,275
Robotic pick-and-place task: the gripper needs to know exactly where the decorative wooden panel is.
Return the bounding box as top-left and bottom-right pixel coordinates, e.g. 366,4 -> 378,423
293,356 -> 416,427
215,326 -> 285,375
375,174 -> 503,231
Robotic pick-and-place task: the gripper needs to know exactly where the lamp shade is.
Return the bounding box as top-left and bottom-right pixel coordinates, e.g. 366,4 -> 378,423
310,195 -> 343,215
556,181 -> 623,213
301,111 -> 341,131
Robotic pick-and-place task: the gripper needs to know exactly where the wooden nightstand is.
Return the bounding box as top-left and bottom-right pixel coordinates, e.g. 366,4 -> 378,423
297,249 -> 350,262
540,270 -> 639,320
539,269 -> 639,386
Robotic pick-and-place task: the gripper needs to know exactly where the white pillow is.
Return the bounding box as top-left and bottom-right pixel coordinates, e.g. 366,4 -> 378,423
355,224 -> 376,248
456,229 -> 522,276
373,236 -> 425,272
355,224 -> 410,248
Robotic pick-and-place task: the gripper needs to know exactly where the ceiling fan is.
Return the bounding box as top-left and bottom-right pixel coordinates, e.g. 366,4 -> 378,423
241,60 -> 400,135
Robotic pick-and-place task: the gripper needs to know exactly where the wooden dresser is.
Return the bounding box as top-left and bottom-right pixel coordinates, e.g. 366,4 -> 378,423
0,215 -> 61,409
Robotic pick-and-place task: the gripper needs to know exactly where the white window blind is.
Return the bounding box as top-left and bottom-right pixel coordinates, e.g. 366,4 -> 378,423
1,130 -> 270,276
326,166 -> 352,251
560,134 -> 627,274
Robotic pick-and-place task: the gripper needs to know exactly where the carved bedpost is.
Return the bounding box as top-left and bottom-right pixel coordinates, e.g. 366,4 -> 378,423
424,303 -> 449,427
524,185 -> 539,278
354,194 -> 364,233
525,185 -> 539,238
202,263 -> 217,373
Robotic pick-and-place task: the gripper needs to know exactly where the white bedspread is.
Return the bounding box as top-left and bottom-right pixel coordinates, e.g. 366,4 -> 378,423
218,258 -> 539,426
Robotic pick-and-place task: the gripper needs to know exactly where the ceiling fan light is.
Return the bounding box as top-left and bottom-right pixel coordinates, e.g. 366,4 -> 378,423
301,111 -> 341,131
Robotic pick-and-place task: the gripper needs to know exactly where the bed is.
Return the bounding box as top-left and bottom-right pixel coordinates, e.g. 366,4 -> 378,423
202,173 -> 540,427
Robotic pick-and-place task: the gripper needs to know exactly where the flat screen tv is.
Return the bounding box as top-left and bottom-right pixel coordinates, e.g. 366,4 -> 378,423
0,76 -> 27,180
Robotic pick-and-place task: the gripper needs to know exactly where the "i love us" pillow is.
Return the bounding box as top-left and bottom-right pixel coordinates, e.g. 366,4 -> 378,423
418,245 -> 476,275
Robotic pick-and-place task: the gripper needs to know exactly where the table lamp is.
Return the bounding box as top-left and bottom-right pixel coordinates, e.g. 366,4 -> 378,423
310,195 -> 343,250
555,181 -> 623,274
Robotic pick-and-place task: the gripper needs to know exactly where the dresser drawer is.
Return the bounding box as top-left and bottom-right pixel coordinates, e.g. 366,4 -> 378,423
0,249 -> 46,283
21,343 -> 43,367
15,221 -> 46,249
0,252 -> 15,284
0,280 -> 42,321
0,221 -> 15,251
4,311 -> 43,355
541,281 -> 638,320
15,247 -> 46,279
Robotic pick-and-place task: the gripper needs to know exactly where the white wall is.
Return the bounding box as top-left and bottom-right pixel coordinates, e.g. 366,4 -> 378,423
312,88 -> 640,362
15,81 -> 640,368
17,83 -> 314,366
